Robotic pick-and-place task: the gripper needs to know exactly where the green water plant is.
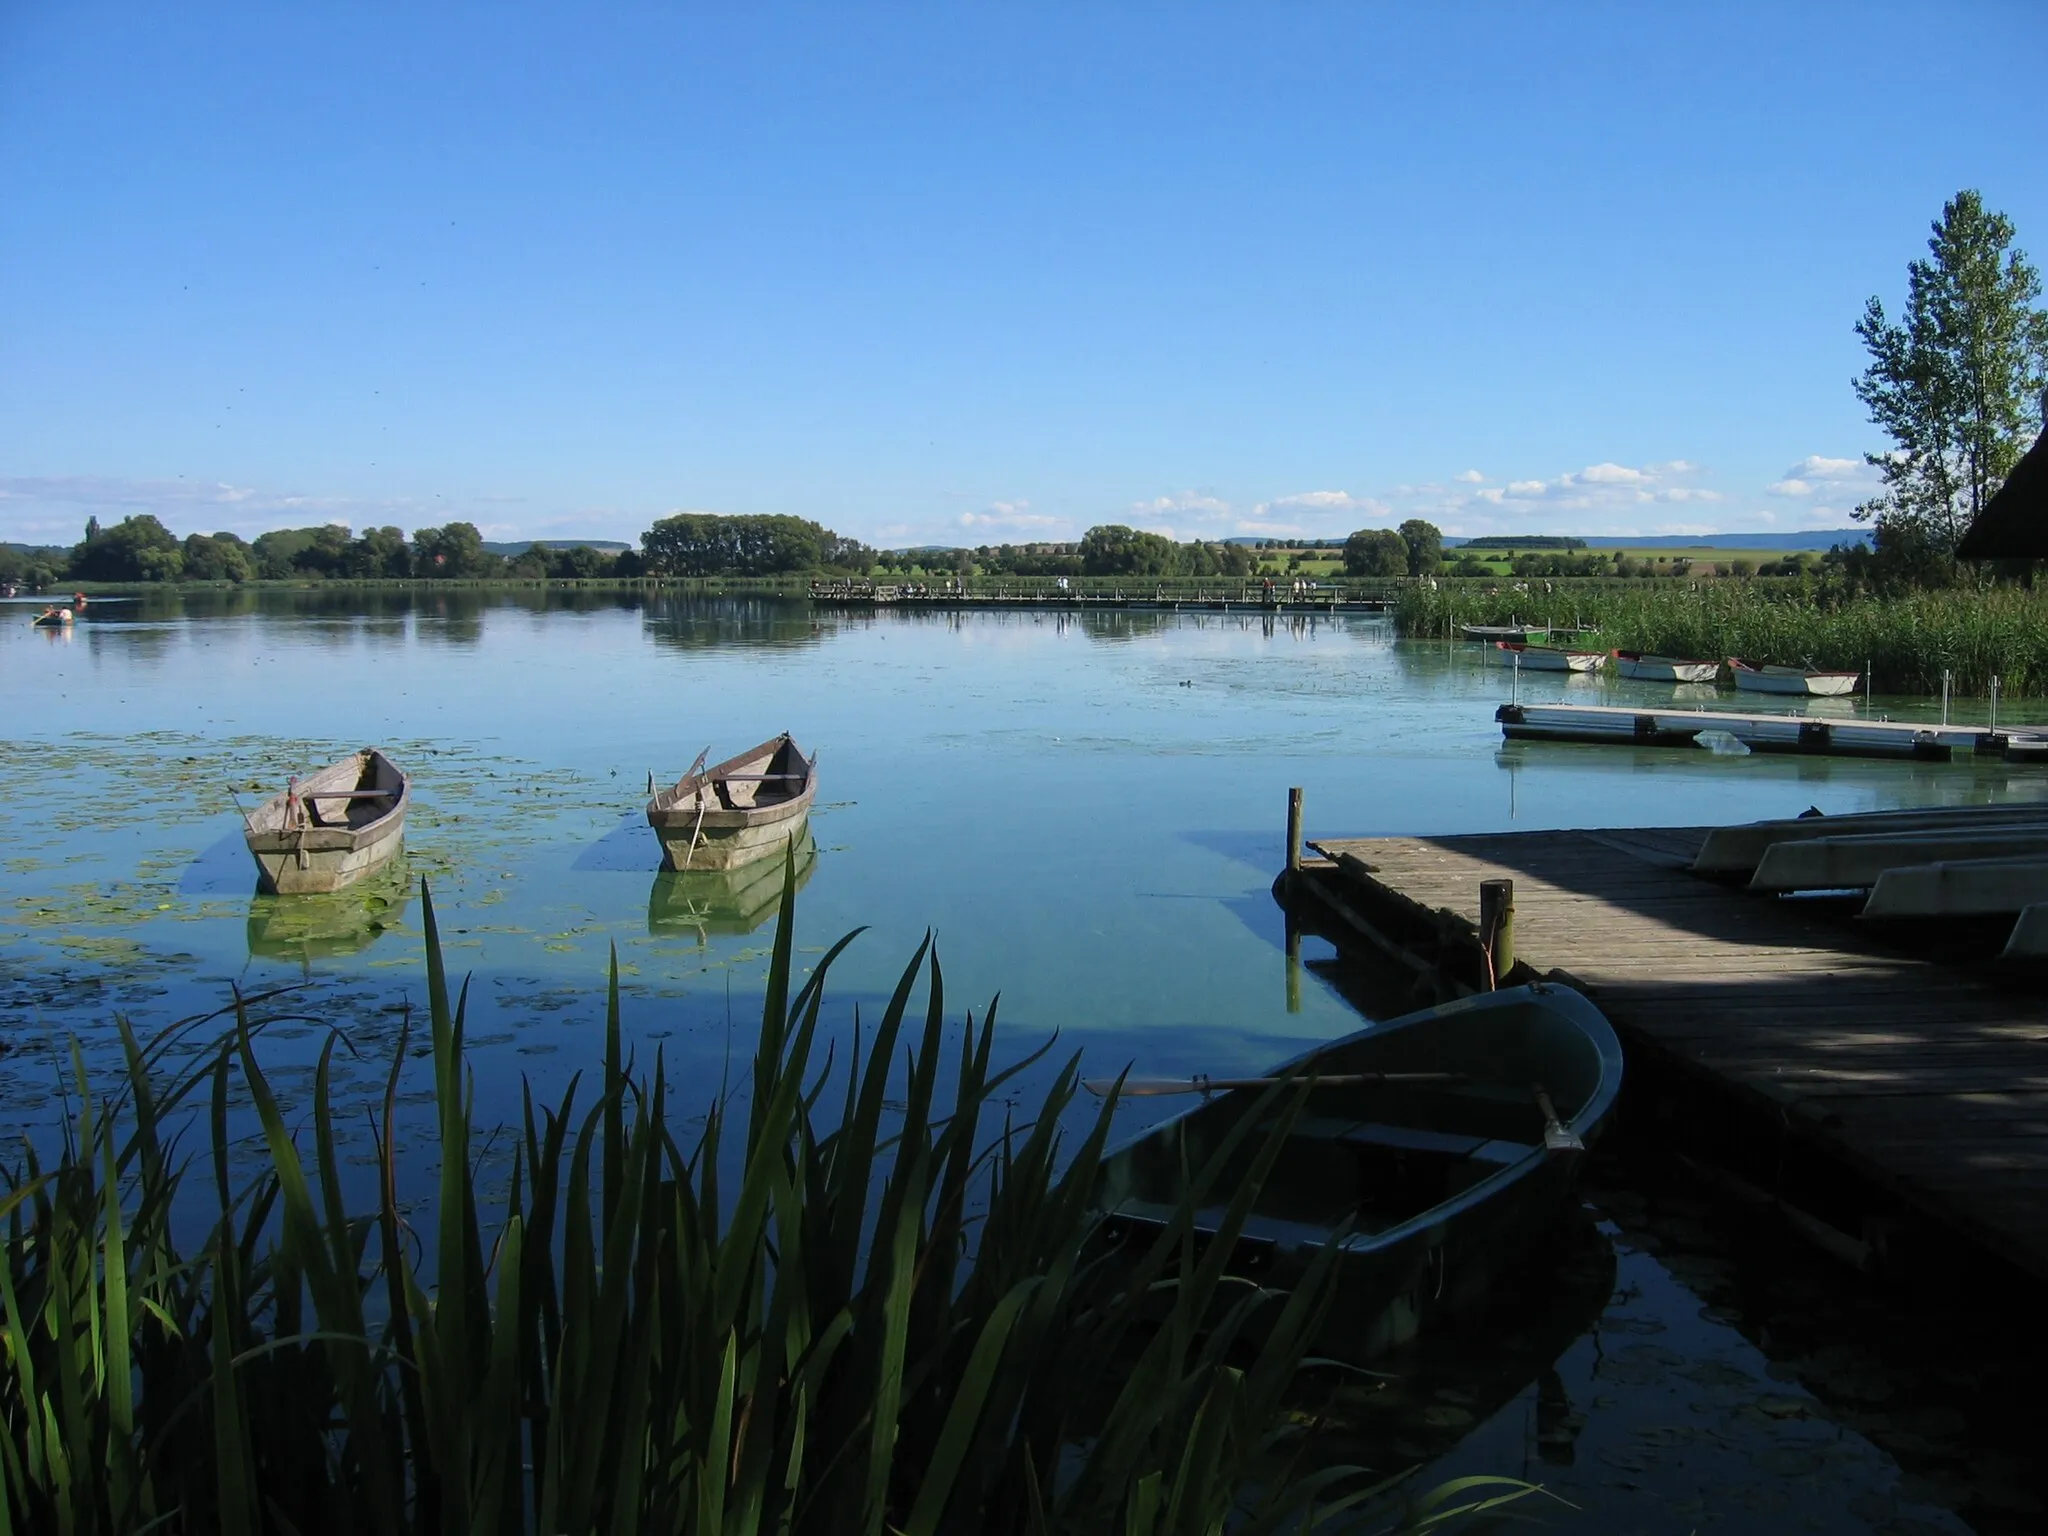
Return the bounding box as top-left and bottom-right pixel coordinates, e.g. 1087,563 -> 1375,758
0,857 -> 1539,1534
1397,580 -> 2048,696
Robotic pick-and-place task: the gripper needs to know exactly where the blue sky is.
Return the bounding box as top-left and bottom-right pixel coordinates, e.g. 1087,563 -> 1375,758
3,2 -> 2043,550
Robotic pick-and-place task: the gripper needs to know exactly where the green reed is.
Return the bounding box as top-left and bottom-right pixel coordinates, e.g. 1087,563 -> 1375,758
1396,581 -> 2048,697
0,857 -> 1532,1534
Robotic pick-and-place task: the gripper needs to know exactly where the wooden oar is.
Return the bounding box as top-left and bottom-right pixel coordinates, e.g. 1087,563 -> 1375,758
1083,1070 -> 1465,1099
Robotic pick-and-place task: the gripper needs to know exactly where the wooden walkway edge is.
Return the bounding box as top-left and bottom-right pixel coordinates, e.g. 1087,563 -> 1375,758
1285,826 -> 2048,1279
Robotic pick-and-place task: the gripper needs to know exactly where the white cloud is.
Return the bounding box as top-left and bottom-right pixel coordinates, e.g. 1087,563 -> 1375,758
1130,492 -> 1231,519
1767,454 -> 1875,498
1256,489 -> 1390,517
1505,480 -> 1548,497
959,509 -> 1063,531
1576,462 -> 1647,485
1454,469 -> 1487,483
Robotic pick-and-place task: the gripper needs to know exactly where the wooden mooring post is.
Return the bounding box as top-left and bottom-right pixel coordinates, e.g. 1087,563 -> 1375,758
1478,878 -> 1514,985
1285,786 -> 1304,873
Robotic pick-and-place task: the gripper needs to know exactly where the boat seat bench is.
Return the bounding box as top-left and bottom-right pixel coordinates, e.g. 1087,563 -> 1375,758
1282,1117 -> 1533,1165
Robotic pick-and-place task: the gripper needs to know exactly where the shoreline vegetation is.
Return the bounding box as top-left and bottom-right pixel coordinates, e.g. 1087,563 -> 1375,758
0,869 -> 1534,1534
30,568 -> 2048,698
1393,582 -> 2048,698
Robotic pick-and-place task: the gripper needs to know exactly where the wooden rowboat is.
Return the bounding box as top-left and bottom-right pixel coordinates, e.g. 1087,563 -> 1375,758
243,748 -> 409,895
1091,981 -> 1623,1361
1612,649 -> 1719,684
646,733 -> 816,872
1493,641 -> 1605,673
1728,657 -> 1859,697
30,606 -> 73,628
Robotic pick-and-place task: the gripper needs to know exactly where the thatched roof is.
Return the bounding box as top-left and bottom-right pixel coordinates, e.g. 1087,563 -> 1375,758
1957,421 -> 2048,559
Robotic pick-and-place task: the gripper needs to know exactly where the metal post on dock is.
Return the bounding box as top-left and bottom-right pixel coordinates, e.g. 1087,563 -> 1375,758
1991,676 -> 2000,735
1478,879 -> 1515,986
1942,669 -> 1952,725
1286,787 -> 1304,873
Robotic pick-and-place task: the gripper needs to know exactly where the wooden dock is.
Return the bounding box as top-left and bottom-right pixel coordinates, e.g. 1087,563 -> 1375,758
1496,700 -> 2048,763
1280,825 -> 2048,1279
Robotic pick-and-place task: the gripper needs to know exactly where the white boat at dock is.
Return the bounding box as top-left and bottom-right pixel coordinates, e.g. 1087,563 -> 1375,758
1462,623 -> 1549,643
1492,641 -> 1605,673
1693,802 -> 2048,878
1750,828 -> 2048,892
1862,855 -> 2048,920
1727,658 -> 1860,697
243,748 -> 410,895
1612,650 -> 1719,684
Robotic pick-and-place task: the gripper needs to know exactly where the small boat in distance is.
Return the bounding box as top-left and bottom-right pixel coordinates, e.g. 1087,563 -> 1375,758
647,733 -> 817,872
1463,623 -> 1549,643
31,606 -> 73,628
1091,982 -> 1623,1362
243,748 -> 410,895
1727,658 -> 1860,697
1613,650 -> 1719,684
1493,641 -> 1605,673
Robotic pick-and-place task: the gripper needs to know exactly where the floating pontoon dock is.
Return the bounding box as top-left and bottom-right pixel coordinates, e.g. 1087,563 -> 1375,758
1276,815 -> 2048,1279
1496,701 -> 2048,763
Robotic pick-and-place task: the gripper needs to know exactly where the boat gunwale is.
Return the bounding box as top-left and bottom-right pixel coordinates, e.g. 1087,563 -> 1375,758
646,731 -> 817,825
242,748 -> 410,853
1097,981 -> 1624,1257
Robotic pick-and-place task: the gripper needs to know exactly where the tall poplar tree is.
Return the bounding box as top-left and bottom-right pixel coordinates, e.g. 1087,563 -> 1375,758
1853,190 -> 2048,558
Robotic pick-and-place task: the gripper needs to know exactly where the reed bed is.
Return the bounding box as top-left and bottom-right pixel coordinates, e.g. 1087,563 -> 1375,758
1396,582 -> 2048,697
0,861 -> 1528,1534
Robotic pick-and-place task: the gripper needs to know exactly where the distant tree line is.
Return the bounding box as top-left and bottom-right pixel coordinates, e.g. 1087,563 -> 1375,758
871,528 -> 1259,580
0,515 -> 648,585
1457,535 -> 1586,551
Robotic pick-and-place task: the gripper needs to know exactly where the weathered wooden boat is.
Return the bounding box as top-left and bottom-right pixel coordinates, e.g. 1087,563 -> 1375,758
1727,657 -> 1859,697
647,829 -> 816,938
243,748 -> 409,895
1493,641 -> 1605,673
1090,981 -> 1623,1362
1612,649 -> 1719,684
646,733 -> 816,872
1462,623 -> 1549,643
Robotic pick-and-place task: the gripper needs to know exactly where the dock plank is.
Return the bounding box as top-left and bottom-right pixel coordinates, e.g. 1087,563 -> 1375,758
1299,826 -> 2048,1277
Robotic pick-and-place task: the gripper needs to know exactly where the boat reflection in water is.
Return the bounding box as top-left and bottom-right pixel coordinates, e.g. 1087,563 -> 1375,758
647,832 -> 816,942
245,862 -> 413,965
1301,1211 -> 1613,1484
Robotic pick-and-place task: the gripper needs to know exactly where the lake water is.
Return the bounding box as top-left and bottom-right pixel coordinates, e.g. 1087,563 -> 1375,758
4,588 -> 2039,1530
